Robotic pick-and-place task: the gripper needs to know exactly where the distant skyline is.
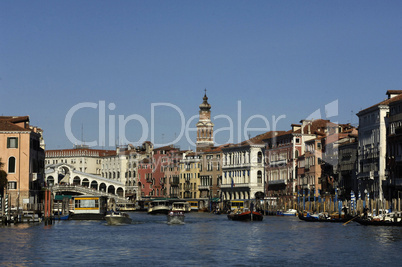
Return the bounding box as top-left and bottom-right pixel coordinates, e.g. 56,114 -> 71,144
2,1 -> 402,150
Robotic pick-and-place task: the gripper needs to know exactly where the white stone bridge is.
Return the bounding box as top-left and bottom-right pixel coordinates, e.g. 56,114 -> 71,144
45,163 -> 136,203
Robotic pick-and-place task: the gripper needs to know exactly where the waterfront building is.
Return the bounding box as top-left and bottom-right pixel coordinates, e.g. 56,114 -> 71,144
264,123 -> 308,208
46,145 -> 115,176
137,158 -> 153,198
221,132 -> 278,201
357,90 -> 402,201
196,91 -> 214,152
179,152 -> 200,199
335,134 -> 359,200
265,119 -> 344,208
152,145 -> 180,198
0,116 -> 45,212
298,136 -> 324,201
199,145 -> 223,201
160,147 -> 182,198
316,123 -> 357,197
386,95 -> 402,203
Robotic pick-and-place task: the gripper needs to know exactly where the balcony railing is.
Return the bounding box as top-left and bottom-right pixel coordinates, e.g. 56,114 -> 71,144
269,159 -> 287,167
198,185 -> 210,190
268,179 -> 286,185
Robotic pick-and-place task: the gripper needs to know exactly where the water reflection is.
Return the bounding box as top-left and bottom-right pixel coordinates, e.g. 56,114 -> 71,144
1,214 -> 402,266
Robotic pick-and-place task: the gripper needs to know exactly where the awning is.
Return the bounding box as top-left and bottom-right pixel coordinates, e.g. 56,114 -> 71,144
54,195 -> 73,200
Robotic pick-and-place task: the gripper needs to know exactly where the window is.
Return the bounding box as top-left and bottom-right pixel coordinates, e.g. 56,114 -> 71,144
8,181 -> 17,189
8,157 -> 16,173
7,137 -> 18,148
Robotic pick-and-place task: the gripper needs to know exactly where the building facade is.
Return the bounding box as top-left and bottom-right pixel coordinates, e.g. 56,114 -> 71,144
0,116 -> 45,212
199,146 -> 222,200
221,132 -> 276,201
179,152 -> 200,199
357,90 -> 402,201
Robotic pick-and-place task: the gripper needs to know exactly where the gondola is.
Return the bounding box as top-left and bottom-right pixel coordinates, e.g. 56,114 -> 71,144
227,210 -> 263,221
298,212 -> 352,223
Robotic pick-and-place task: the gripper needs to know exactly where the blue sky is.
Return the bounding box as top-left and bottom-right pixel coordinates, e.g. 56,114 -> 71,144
1,1 -> 402,150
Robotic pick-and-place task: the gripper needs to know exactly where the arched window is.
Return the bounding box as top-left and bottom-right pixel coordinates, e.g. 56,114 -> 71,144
8,157 -> 16,173
257,152 -> 263,163
257,171 -> 262,184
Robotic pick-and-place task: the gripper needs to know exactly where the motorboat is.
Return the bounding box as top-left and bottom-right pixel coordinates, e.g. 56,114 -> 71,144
105,211 -> 132,225
277,209 -> 298,216
167,210 -> 185,224
227,209 -> 263,221
148,200 -> 170,214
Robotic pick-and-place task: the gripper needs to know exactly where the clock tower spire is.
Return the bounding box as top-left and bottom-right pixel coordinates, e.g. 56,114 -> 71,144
196,90 -> 214,151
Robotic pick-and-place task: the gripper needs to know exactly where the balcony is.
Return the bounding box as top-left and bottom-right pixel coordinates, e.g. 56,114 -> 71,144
269,159 -> 287,168
198,185 -> 211,190
268,179 -> 286,185
357,171 -> 378,180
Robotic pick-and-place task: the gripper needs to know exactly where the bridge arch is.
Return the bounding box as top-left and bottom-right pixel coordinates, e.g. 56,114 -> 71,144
116,187 -> 124,197
90,180 -> 98,190
82,178 -> 89,187
73,176 -> 81,185
47,176 -> 55,186
99,183 -> 107,192
108,185 -> 115,195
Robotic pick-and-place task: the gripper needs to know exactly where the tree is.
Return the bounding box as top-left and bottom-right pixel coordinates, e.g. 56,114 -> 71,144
0,159 -> 8,197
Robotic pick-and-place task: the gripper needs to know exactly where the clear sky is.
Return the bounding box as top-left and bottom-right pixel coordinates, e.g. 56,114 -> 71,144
1,1 -> 402,150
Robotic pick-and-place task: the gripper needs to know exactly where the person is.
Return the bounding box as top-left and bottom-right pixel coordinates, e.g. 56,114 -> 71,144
363,207 -> 368,220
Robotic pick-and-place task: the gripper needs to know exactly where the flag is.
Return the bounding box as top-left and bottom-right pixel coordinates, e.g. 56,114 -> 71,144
334,188 -> 338,211
318,189 -> 321,203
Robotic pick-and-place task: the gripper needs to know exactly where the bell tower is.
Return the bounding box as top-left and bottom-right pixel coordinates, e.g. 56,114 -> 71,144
196,90 -> 214,151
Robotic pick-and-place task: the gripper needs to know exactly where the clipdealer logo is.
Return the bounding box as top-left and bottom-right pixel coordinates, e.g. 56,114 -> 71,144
64,100 -> 288,147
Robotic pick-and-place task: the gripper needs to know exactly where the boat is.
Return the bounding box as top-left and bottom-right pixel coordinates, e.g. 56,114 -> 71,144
355,218 -> 402,226
227,209 -> 263,221
277,209 -> 298,216
298,212 -> 352,223
54,213 -> 70,220
69,196 -> 108,220
148,200 -> 170,214
166,202 -> 188,224
167,210 -> 185,224
105,210 -> 132,225
171,202 -> 190,212
355,211 -> 402,226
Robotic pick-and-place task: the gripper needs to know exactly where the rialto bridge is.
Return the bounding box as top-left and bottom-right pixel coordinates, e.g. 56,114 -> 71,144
45,163 -> 137,203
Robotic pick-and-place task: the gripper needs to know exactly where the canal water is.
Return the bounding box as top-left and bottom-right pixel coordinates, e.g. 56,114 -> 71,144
1,212 -> 402,266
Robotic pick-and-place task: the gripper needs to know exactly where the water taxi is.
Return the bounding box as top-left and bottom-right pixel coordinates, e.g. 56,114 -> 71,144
167,210 -> 185,224
70,196 -> 107,220
105,210 -> 132,225
148,200 -> 170,214
171,202 -> 191,212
